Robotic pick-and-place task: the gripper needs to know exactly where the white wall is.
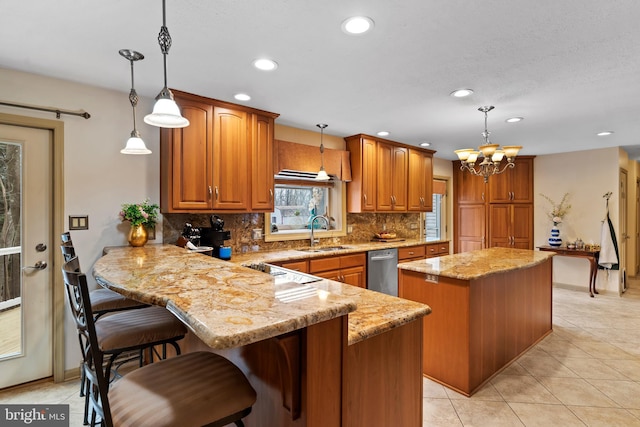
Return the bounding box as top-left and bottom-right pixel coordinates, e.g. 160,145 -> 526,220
534,147 -> 620,294
0,67 -> 161,370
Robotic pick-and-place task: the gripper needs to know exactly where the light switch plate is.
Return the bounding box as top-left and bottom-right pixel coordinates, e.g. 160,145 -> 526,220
69,215 -> 89,230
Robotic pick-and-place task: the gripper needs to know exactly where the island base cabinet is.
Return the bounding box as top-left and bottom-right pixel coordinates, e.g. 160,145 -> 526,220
399,258 -> 552,396
344,318 -> 423,427
183,316 -> 346,427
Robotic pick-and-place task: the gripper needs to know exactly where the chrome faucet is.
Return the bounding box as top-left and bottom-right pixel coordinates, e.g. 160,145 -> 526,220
309,215 -> 329,247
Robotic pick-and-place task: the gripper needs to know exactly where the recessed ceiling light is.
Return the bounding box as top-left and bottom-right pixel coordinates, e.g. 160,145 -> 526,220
377,131 -> 389,137
505,117 -> 523,123
420,142 -> 431,147
234,93 -> 251,101
252,58 -> 278,71
341,16 -> 374,35
450,89 -> 474,98
597,131 -> 614,136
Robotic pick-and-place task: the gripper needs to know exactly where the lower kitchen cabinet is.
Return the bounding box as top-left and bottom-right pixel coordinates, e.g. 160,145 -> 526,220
310,253 -> 366,288
272,259 -> 309,273
398,245 -> 426,262
489,204 -> 533,248
426,241 -> 449,258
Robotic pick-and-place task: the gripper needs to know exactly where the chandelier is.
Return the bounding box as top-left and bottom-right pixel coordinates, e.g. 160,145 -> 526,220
454,106 -> 522,183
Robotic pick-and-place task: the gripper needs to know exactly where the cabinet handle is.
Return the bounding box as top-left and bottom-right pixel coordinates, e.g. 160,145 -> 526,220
482,192 -> 485,201
408,251 -> 415,255
208,186 -> 213,200
363,194 -> 367,204
214,186 -> 219,201
269,189 -> 273,202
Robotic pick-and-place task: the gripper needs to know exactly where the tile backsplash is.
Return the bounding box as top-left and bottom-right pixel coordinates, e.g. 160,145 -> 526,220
163,212 -> 423,253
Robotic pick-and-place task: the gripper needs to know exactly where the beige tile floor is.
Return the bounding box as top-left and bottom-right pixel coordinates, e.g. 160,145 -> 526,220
1,281 -> 639,426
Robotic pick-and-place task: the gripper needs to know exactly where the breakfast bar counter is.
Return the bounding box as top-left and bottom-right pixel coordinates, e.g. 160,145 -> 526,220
93,244 -> 430,426
398,247 -> 554,396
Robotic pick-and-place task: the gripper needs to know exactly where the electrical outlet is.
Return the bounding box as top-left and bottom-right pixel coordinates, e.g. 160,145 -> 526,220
409,223 -> 418,229
347,225 -> 353,233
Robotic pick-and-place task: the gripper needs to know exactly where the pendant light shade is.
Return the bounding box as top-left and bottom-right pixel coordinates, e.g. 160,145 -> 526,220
143,0 -> 189,128
119,49 -> 151,155
315,123 -> 330,181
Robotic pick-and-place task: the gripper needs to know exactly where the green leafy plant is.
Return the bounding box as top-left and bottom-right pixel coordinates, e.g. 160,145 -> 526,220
119,199 -> 159,227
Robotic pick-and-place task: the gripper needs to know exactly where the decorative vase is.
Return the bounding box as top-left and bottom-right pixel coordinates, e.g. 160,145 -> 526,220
548,225 -> 562,247
128,224 -> 148,247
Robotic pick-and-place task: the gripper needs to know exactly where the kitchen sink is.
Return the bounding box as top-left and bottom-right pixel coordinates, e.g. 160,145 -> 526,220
297,246 -> 349,253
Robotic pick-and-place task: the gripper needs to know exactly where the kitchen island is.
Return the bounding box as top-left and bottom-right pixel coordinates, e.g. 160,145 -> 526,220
93,244 -> 430,426
398,247 -> 554,396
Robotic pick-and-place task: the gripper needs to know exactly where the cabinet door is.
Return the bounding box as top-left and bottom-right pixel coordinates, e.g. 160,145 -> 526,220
391,145 -> 408,210
274,260 -> 309,273
488,204 -> 512,247
212,106 -> 249,210
250,114 -> 274,211
163,98 -> 214,211
408,149 -> 433,211
456,204 -> 486,253
341,266 -> 366,288
399,245 -> 426,261
314,269 -> 342,282
346,136 -> 377,212
488,157 -> 533,203
376,142 -> 394,211
454,161 -> 486,204
512,204 -> 533,248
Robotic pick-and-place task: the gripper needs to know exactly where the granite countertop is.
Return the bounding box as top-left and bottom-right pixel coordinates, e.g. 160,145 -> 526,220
397,247 -> 555,280
230,238 -> 443,265
93,244 -> 430,349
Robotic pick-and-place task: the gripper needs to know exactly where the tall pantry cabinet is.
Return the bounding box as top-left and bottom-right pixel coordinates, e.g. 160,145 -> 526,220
453,156 -> 534,253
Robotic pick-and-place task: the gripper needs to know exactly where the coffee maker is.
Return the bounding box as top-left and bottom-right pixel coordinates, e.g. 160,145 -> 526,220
200,215 -> 231,259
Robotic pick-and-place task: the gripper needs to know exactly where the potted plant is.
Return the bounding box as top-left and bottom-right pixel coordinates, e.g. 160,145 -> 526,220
119,199 -> 159,246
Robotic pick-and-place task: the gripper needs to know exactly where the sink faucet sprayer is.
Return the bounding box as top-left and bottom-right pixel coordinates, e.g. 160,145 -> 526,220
309,215 -> 329,247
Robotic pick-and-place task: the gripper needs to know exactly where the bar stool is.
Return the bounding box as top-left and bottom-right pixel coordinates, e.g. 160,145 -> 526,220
62,256 -> 256,427
62,252 -> 188,424
60,233 -> 147,319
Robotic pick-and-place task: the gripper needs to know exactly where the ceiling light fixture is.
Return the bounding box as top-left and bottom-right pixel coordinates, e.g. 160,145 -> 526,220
506,117 -> 523,123
119,49 -> 151,155
455,106 -> 522,183
252,58 -> 278,71
377,131 -> 389,137
234,93 -> 251,101
315,123 -> 330,181
341,16 -> 374,35
450,89 -> 474,98
420,142 -> 431,147
144,0 -> 189,129
597,131 -> 614,136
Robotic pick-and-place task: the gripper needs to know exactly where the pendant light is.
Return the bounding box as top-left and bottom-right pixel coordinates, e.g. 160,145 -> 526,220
144,0 -> 189,128
315,123 -> 330,180
119,49 -> 151,155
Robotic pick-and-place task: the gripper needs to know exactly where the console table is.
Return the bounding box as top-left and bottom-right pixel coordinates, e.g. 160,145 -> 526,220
538,246 -> 600,297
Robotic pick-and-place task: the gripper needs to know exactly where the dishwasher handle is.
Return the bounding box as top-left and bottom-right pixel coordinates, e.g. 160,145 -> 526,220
369,254 -> 396,261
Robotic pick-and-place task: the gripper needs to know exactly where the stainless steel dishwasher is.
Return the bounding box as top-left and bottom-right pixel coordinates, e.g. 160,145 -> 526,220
367,248 -> 399,296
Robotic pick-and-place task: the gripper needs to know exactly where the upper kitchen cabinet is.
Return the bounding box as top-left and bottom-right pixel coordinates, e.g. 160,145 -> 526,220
453,161 -> 486,204
160,90 -> 279,213
376,142 -> 408,211
408,149 -> 433,212
345,135 -> 377,212
345,134 -> 435,213
488,157 -> 534,203
160,96 -> 214,211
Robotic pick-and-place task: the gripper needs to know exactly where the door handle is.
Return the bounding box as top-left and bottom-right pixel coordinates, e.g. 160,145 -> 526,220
23,260 -> 47,271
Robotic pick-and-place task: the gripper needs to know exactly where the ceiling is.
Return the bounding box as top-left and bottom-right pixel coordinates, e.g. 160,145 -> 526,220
3,0 -> 640,160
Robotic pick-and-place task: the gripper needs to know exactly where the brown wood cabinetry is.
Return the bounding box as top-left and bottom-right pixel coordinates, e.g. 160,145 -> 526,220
453,157 -> 534,252
345,134 -> 435,213
376,142 -> 408,211
309,253 -> 366,288
272,259 -> 309,273
160,90 -> 278,213
408,149 -> 433,211
398,245 -> 426,262
345,136 -> 377,212
488,204 -> 533,248
426,241 -> 449,258
488,157 -> 533,203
